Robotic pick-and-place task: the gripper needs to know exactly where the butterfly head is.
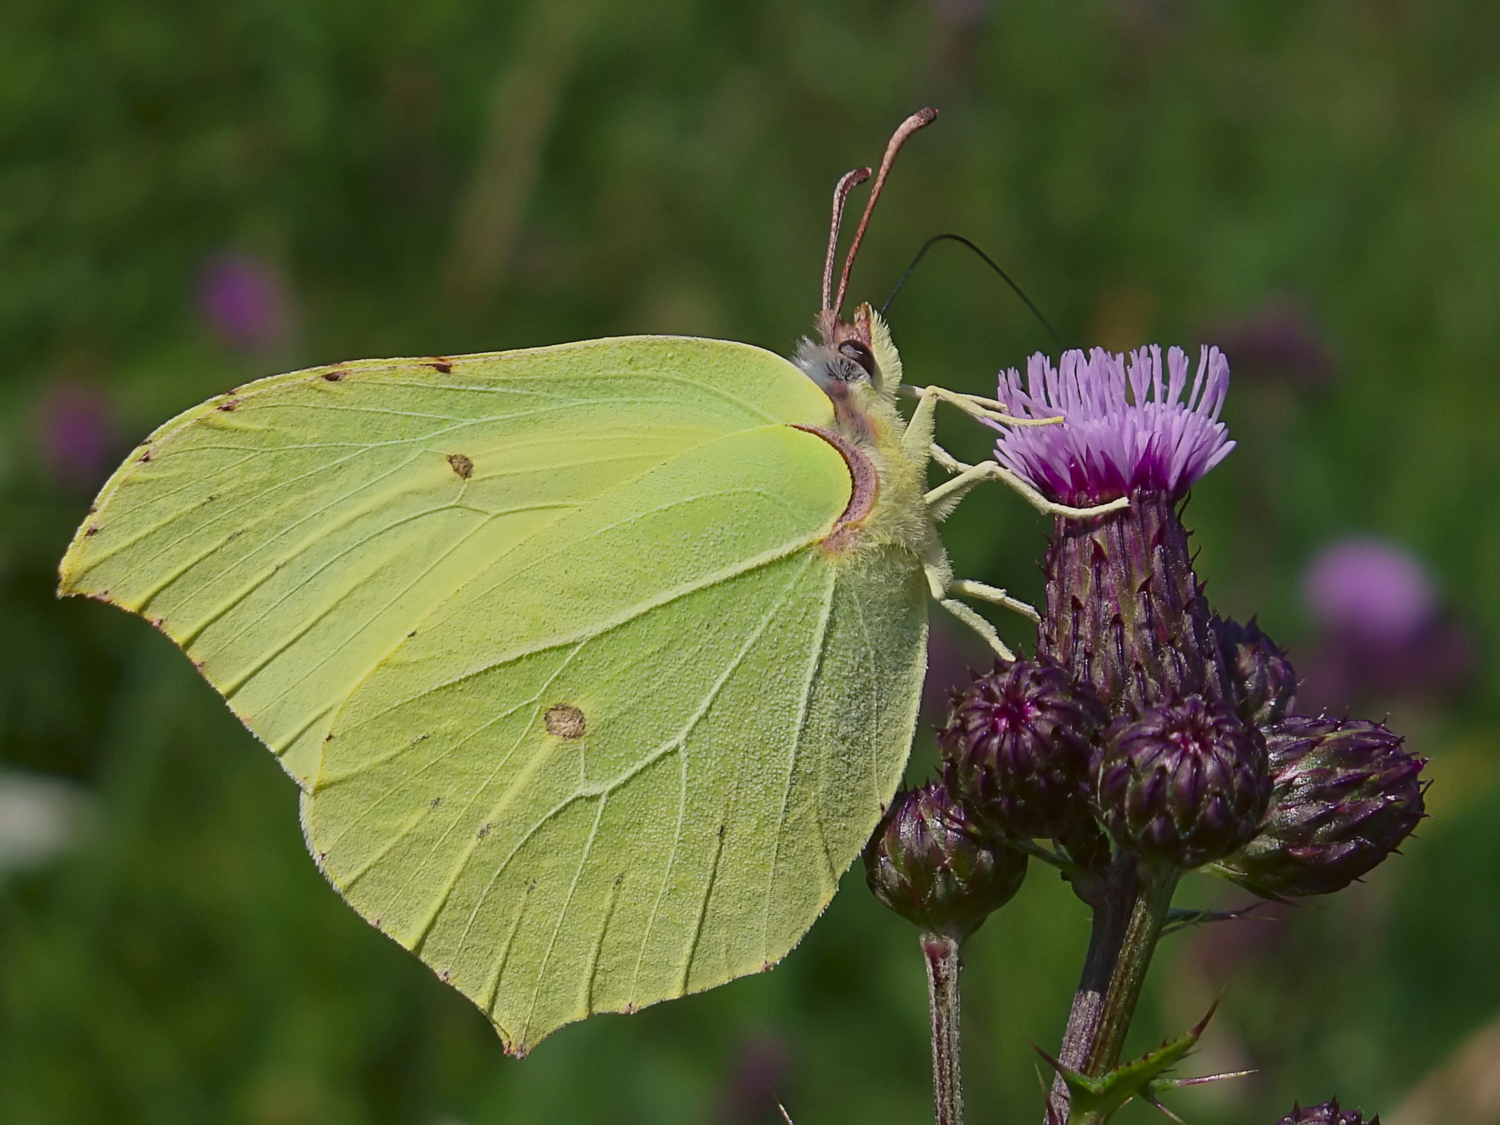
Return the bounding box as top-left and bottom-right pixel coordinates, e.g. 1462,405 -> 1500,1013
797,109 -> 933,413
794,302 -> 902,403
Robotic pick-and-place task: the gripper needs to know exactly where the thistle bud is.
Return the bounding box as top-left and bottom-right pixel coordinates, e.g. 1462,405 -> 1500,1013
1216,716 -> 1426,898
1216,616 -> 1298,727
1094,695 -> 1270,869
864,783 -> 1028,939
1275,1098 -> 1379,1124
939,659 -> 1106,841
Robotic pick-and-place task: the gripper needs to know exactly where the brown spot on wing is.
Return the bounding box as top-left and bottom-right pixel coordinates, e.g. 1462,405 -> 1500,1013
217,399 -> 239,412
428,358 -> 454,374
447,453 -> 474,479
545,704 -> 586,739
322,369 -> 347,382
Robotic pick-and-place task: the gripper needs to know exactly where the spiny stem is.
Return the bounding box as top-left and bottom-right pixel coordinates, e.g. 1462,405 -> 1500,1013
922,933 -> 964,1125
1044,860 -> 1180,1124
1082,865 -> 1178,1078
1045,857 -> 1137,1122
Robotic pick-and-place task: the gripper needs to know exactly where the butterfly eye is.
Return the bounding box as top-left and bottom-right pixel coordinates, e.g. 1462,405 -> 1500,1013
838,340 -> 877,378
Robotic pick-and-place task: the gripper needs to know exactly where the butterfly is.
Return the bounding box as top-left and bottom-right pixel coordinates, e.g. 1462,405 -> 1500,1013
59,108 -> 1121,1054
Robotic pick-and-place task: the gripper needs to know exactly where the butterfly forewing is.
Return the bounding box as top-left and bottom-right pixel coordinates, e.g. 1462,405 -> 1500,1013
60,338 -> 835,786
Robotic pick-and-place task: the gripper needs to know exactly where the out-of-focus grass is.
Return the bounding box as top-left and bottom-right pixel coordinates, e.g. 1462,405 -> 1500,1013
3,2 -> 1499,1122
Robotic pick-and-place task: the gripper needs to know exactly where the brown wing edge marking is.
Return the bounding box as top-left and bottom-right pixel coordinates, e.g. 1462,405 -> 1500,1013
789,425 -> 878,552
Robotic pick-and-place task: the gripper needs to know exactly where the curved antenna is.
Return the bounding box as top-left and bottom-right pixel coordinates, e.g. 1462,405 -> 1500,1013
832,107 -> 938,317
822,168 -> 872,313
880,232 -> 1064,349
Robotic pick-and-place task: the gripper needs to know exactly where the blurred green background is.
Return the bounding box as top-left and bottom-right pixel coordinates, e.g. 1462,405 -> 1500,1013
4,1 -> 1500,1122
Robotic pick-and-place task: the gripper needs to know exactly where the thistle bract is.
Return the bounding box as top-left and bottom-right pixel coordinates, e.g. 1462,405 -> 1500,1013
939,659 -> 1105,841
864,782 -> 1028,939
1217,716 -> 1425,898
1216,616 -> 1298,727
1275,1098 -> 1380,1124
1094,695 -> 1270,869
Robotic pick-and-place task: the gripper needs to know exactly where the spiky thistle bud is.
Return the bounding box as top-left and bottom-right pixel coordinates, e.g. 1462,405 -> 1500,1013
1094,695 -> 1270,869
1216,716 -> 1426,898
1275,1098 -> 1380,1124
1216,616 -> 1298,727
864,783 -> 1028,939
939,659 -> 1106,841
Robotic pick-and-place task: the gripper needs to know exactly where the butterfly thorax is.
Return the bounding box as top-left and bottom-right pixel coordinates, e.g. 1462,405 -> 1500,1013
793,304 -> 942,571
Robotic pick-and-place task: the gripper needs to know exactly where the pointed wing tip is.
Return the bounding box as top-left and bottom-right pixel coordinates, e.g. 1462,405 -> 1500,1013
503,1037 -> 531,1060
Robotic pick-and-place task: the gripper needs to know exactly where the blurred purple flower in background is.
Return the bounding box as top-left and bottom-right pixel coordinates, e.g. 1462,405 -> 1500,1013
197,251 -> 294,355
1207,300 -> 1335,387
1298,537 -> 1472,710
1303,538 -> 1436,645
715,1034 -> 792,1124
34,381 -> 114,490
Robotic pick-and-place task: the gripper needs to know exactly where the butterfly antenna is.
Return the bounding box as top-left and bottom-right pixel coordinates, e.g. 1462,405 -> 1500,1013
822,167 -> 872,314
832,107 -> 939,317
881,232 -> 1065,348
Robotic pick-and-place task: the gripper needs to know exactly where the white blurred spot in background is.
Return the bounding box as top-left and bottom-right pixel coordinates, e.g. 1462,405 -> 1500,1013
0,768 -> 92,877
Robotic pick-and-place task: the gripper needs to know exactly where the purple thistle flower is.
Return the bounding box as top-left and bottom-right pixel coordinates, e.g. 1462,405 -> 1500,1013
34,381 -> 114,490
1296,537 -> 1471,709
197,251 -> 294,355
1207,299 -> 1335,387
1302,537 -> 1436,645
1093,694 -> 1270,870
1216,716 -> 1425,899
989,345 -> 1235,505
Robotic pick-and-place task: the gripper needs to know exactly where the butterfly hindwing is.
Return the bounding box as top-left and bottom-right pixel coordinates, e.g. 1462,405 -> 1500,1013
304,423 -> 927,1052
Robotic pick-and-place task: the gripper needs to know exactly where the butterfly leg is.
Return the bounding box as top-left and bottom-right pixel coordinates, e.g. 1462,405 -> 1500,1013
900,383 -> 1058,427
900,383 -> 942,463
938,596 -> 1016,662
948,579 -> 1041,624
929,442 -> 971,475
925,460 -> 1129,522
902,383 -> 1059,465
924,562 -> 1020,661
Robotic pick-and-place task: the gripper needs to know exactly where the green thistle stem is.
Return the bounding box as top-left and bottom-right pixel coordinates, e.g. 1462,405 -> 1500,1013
1046,859 -> 1137,1121
922,933 -> 964,1125
1082,865 -> 1178,1078
1045,862 -> 1179,1124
